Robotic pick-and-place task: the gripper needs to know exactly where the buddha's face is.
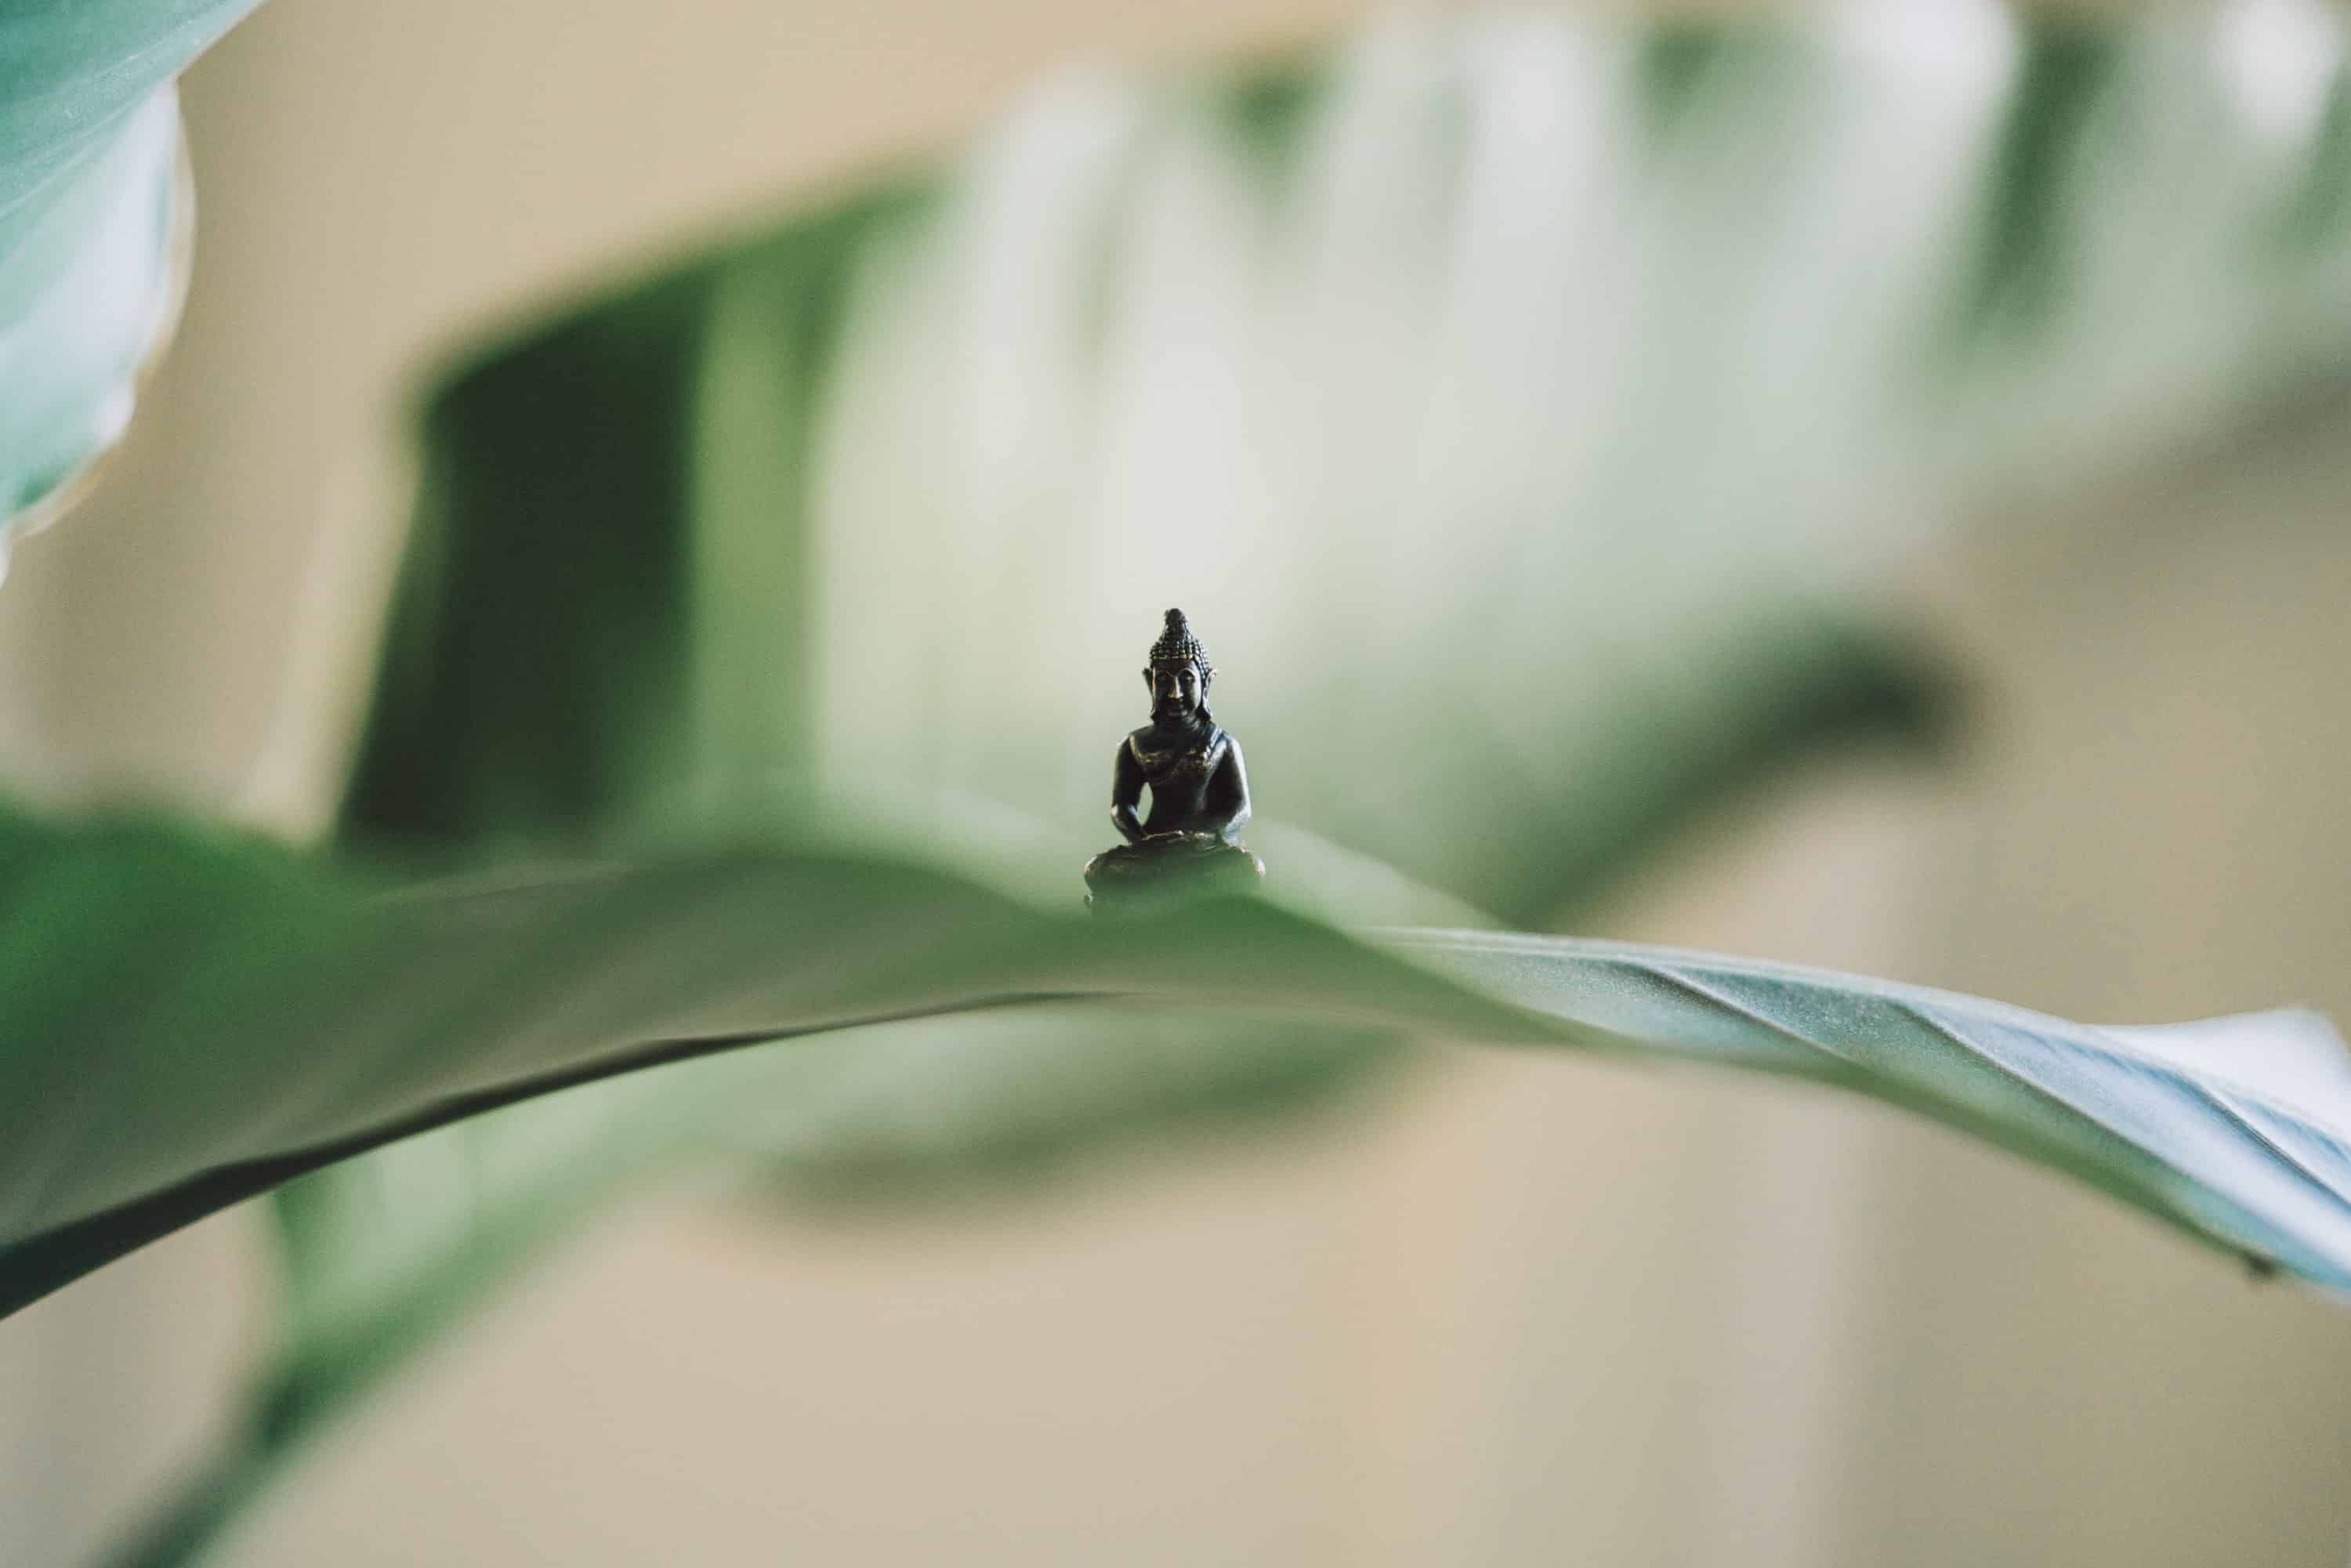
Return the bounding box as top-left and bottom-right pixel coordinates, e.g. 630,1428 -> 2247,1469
1147,660 -> 1205,725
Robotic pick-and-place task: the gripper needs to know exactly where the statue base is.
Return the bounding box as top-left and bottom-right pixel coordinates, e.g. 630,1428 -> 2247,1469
1085,832 -> 1266,914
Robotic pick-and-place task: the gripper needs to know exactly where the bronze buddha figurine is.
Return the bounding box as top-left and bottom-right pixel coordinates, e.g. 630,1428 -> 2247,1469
1085,608 -> 1266,909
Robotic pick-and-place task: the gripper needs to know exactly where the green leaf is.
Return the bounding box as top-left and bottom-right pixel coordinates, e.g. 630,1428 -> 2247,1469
0,809 -> 1392,1320
4,798 -> 2348,1325
0,0 -> 263,545
343,16 -> 2351,912
12,793 -> 2351,1309
344,31 -> 1994,924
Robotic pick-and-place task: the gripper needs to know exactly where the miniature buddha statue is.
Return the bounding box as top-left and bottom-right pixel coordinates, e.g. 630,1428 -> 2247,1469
1084,608 -> 1266,909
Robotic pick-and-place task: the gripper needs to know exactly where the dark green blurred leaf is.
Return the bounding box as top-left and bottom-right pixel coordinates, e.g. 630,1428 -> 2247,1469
1962,28 -> 2120,338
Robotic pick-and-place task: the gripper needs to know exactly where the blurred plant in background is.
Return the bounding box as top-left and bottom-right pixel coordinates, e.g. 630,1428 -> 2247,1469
6,4 -> 2351,1566
0,0 -> 255,559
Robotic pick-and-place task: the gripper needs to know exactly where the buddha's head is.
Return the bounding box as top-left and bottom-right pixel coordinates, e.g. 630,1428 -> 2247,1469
1143,607 -> 1213,726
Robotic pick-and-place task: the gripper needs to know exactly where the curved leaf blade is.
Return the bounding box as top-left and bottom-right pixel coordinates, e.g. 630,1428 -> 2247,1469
4,802 -> 2348,1327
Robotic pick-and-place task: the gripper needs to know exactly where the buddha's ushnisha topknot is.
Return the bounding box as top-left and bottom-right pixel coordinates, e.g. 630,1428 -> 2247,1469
1147,607 -> 1212,677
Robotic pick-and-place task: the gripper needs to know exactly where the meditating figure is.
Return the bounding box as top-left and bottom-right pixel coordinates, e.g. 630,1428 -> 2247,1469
1085,608 -> 1265,909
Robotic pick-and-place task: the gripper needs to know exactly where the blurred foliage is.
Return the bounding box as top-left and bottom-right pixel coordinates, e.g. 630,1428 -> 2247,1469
0,0 -> 259,540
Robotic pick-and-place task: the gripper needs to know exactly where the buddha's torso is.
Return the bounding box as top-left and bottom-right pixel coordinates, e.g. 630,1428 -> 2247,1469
1128,722 -> 1229,832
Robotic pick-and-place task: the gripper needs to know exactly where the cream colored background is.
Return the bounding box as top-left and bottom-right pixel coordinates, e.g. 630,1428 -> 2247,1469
5,2 -> 2351,1565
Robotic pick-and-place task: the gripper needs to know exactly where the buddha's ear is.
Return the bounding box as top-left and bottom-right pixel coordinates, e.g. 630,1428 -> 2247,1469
1140,667 -> 1153,690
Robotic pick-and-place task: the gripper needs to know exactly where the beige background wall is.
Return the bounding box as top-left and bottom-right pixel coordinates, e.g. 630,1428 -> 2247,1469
5,2 -> 2351,1565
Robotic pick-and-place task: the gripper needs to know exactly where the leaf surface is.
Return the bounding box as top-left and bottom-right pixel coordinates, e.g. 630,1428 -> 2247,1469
6,804 -> 2349,1329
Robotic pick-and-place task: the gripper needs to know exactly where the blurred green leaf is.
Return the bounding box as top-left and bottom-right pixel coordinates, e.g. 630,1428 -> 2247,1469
345,14 -> 2351,911
0,0 -> 261,543
350,28 -> 1991,922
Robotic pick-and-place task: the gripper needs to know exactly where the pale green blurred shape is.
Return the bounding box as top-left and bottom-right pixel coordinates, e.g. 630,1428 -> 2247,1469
0,0 -> 259,541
